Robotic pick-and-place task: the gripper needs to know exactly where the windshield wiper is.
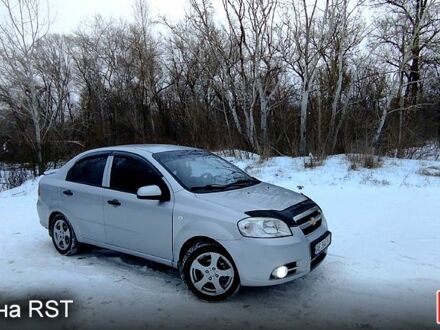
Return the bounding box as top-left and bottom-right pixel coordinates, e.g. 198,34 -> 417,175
190,184 -> 227,192
190,178 -> 260,192
223,178 -> 260,188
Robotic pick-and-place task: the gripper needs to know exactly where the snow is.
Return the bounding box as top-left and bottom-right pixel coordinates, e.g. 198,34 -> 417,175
1,154 -> 439,329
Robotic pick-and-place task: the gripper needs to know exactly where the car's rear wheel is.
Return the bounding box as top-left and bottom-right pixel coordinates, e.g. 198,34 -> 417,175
51,214 -> 79,256
180,241 -> 240,301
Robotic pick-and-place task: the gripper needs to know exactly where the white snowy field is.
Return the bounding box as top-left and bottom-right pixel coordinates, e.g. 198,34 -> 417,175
0,154 -> 439,330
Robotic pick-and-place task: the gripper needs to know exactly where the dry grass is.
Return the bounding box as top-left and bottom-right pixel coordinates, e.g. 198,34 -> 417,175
418,166 -> 440,177
303,153 -> 325,169
1,166 -> 30,190
347,153 -> 382,170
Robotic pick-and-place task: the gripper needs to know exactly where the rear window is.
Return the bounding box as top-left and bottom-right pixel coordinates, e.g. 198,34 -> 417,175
66,155 -> 108,186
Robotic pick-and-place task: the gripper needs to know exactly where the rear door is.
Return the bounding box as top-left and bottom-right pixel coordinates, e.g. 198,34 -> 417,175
102,153 -> 174,261
60,153 -> 109,243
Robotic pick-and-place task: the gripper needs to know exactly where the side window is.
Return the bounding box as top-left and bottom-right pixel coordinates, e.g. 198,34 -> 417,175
110,155 -> 160,194
66,155 -> 108,186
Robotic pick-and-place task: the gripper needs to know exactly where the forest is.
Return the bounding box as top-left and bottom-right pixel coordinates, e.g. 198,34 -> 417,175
0,0 -> 439,178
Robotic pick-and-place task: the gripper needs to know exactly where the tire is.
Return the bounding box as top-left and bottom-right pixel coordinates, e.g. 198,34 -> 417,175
50,214 -> 79,256
179,241 -> 240,301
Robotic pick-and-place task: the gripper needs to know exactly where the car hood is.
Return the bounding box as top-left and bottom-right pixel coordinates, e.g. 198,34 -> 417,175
194,182 -> 307,214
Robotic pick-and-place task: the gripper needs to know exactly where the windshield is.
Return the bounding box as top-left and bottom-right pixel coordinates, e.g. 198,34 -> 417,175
153,150 -> 259,193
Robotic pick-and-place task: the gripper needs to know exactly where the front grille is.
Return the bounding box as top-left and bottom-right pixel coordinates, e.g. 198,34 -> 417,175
296,210 -> 320,225
296,209 -> 322,235
302,219 -> 322,235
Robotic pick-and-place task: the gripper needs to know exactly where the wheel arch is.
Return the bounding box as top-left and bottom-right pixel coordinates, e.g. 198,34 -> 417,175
48,211 -> 65,236
178,236 -> 230,266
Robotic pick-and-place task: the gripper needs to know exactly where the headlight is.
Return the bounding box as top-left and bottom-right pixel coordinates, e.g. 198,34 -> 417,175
237,218 -> 292,238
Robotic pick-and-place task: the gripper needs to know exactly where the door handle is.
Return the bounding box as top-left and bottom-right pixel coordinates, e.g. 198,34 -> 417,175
107,199 -> 121,207
62,189 -> 73,196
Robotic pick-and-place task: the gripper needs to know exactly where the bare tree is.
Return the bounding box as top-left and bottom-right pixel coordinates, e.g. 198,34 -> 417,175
281,0 -> 336,155
35,34 -> 74,129
132,0 -> 163,138
371,0 -> 440,149
222,0 -> 281,153
1,0 -> 439,168
0,0 -> 51,173
166,0 -> 282,153
323,0 -> 365,153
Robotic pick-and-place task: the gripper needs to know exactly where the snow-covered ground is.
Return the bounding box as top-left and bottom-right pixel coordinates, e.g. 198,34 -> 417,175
1,154 -> 439,330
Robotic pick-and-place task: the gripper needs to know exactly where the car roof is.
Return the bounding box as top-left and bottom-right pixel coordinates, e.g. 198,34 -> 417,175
85,144 -> 199,155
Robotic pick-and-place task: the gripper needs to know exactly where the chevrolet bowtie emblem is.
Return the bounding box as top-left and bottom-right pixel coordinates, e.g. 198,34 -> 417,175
309,217 -> 318,226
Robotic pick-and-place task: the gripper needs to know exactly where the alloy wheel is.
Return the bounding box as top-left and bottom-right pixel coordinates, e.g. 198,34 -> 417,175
53,218 -> 71,251
189,252 -> 235,296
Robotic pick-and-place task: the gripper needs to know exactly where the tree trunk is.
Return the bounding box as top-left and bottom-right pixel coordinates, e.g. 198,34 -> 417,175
225,89 -> 243,136
331,93 -> 350,153
317,89 -> 322,152
327,48 -> 344,152
299,88 -> 309,155
397,71 -> 406,155
372,104 -> 388,149
30,79 -> 44,175
258,79 -> 269,154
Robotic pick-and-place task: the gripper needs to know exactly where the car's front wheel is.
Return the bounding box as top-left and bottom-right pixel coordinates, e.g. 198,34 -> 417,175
180,241 -> 240,301
51,214 -> 79,256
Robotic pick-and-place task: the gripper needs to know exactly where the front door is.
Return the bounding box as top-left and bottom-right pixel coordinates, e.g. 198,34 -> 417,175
102,154 -> 173,261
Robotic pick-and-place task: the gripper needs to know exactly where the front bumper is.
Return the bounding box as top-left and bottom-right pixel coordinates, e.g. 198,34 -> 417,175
220,224 -> 330,286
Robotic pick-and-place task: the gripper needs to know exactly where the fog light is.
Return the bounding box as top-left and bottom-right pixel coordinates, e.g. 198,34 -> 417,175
272,266 -> 288,279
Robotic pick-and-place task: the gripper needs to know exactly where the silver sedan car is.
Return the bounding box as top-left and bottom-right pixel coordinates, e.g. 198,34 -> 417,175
37,145 -> 331,301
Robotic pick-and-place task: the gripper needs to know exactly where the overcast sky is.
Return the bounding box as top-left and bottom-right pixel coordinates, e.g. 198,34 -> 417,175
48,0 -> 188,33
3,0 -> 371,35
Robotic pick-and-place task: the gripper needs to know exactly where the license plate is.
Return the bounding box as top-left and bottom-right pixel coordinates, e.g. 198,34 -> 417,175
313,232 -> 331,256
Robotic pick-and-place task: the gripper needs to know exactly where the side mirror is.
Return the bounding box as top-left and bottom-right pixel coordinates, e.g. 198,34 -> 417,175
137,185 -> 163,200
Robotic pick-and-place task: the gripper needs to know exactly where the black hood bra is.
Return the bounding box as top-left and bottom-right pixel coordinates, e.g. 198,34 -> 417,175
245,198 -> 318,227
